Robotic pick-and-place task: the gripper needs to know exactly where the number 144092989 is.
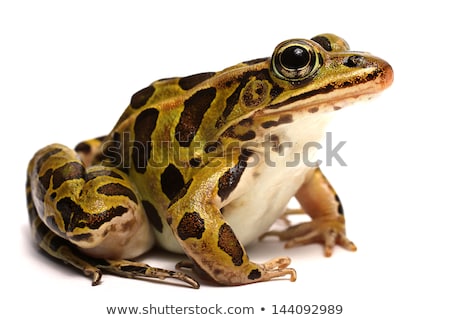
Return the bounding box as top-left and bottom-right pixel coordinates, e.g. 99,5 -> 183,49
271,304 -> 343,315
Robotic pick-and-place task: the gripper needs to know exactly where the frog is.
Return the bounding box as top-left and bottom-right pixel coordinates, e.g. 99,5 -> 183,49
26,34 -> 393,288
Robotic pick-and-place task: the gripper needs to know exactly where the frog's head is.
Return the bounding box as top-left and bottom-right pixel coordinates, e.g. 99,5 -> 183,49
215,33 -> 393,127
266,33 -> 393,114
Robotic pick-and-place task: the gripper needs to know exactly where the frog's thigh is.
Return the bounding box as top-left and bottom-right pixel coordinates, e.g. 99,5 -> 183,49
27,144 -> 198,286
75,165 -> 155,260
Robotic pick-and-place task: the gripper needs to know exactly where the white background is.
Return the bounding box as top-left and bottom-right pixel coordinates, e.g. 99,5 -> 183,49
1,1 -> 449,319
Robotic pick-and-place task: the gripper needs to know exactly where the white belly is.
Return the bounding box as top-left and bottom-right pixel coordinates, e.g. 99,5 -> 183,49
222,112 -> 334,246
222,161 -> 311,246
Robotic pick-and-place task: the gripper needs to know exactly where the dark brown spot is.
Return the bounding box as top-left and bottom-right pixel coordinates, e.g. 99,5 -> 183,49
335,194 -> 344,215
238,118 -> 253,126
56,197 -> 128,231
177,212 -> 205,240
74,142 -> 91,154
213,268 -> 223,277
308,106 -> 319,113
142,200 -> 163,233
240,148 -> 253,160
261,120 -> 278,129
217,151 -> 250,201
130,85 -> 156,109
248,268 -> 262,280
85,169 -> 124,181
311,35 -> 332,51
242,80 -> 269,108
270,85 -> 284,99
216,69 -> 277,128
278,114 -> 293,124
39,168 -> 53,190
216,80 -> 245,129
217,223 -> 243,266
161,164 -> 185,201
189,157 -> 202,167
132,108 -> 159,173
69,233 -> 93,242
52,162 -> 85,189
97,183 -> 138,204
157,76 -> 178,82
268,84 -> 335,110
238,130 -> 256,141
119,265 -> 148,273
269,134 -> 282,153
168,178 -> 193,208
178,72 -> 215,90
75,136 -> 105,154
175,87 -> 217,147
222,127 -> 256,141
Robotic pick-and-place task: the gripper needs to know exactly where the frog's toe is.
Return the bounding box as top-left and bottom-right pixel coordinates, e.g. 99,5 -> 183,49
284,227 -> 357,257
260,257 -> 297,282
83,266 -> 102,286
260,216 -> 357,257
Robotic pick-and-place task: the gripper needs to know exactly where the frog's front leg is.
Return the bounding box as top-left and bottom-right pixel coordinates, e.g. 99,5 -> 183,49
261,167 -> 357,257
27,143 -> 199,288
167,155 -> 296,286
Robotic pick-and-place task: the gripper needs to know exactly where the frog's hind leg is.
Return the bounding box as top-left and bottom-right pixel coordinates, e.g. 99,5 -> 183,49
260,167 -> 357,257
27,181 -> 103,284
26,144 -> 199,288
28,205 -> 198,288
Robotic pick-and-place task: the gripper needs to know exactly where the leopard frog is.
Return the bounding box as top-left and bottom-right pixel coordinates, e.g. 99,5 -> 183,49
26,34 -> 393,288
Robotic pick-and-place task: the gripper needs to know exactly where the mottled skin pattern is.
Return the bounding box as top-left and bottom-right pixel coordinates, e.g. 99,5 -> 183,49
26,34 -> 393,288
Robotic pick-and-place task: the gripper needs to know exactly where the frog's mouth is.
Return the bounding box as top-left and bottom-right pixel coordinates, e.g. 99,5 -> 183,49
263,56 -> 394,116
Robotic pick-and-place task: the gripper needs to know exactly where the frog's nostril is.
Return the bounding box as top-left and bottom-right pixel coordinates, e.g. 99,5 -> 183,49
343,55 -> 367,68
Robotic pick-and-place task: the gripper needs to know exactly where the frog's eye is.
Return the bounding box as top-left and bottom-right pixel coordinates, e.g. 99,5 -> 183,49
272,40 -> 321,82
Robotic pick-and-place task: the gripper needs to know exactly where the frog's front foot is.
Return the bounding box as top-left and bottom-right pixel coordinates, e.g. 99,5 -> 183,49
177,257 -> 297,285
260,215 -> 357,257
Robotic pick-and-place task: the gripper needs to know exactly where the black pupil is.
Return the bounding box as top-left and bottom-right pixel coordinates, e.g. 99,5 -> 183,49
280,46 -> 310,69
